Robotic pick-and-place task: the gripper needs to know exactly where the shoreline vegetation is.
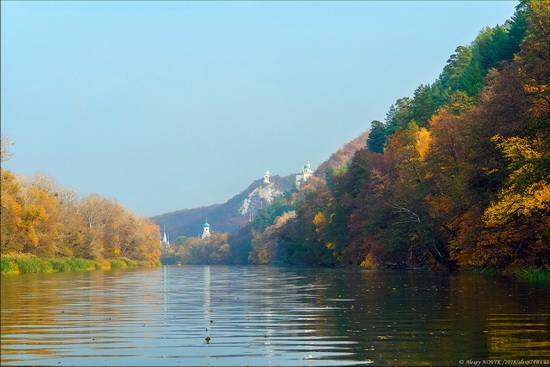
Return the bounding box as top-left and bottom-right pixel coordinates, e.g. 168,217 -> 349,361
0,165 -> 162,274
460,266 -> 550,283
2,252 -> 546,283
0,253 -> 161,276
503,267 -> 550,283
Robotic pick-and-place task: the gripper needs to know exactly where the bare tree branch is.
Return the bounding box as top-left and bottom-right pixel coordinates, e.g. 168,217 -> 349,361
1,135 -> 14,163
384,201 -> 421,223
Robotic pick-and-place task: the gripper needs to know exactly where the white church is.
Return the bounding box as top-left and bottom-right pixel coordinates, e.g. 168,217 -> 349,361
295,160 -> 313,188
201,219 -> 211,239
161,225 -> 170,247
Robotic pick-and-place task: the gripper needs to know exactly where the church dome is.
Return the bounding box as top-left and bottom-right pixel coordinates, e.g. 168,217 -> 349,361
203,221 -> 210,227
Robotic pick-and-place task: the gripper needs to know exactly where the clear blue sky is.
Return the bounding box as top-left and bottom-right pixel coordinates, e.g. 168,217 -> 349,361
1,1 -> 518,217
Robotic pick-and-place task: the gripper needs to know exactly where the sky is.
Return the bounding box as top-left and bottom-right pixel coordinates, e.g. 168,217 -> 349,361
1,1 -> 518,217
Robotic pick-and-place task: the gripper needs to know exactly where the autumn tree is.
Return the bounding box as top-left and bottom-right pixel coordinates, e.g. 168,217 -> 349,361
1,170 -> 25,253
367,120 -> 387,154
171,233 -> 231,265
1,135 -> 14,163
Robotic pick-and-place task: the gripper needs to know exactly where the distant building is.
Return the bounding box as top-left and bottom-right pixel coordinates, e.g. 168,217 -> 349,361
295,160 -> 313,188
201,219 -> 211,239
161,225 -> 170,246
264,169 -> 270,184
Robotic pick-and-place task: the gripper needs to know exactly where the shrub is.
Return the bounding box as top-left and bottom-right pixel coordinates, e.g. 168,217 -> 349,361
138,259 -> 162,268
109,259 -> 128,270
1,257 -> 20,275
514,267 -> 550,283
121,257 -> 138,268
12,254 -> 53,274
50,258 -> 71,272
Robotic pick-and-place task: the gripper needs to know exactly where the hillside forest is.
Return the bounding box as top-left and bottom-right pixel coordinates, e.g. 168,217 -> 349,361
166,0 -> 549,273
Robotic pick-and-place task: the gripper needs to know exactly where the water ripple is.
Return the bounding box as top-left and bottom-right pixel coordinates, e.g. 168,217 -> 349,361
2,266 -> 549,366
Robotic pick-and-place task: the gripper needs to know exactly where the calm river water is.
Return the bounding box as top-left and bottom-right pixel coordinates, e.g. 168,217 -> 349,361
1,266 -> 549,366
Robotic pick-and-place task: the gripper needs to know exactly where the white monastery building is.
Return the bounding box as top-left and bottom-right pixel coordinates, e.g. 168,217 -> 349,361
295,160 -> 313,188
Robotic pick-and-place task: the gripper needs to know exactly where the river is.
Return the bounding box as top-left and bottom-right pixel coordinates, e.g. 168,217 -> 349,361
1,265 -> 549,366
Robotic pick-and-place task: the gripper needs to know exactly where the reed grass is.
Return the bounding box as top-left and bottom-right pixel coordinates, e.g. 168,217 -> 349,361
122,258 -> 139,268
512,267 -> 550,283
109,259 -> 128,270
1,253 -> 158,275
1,253 -> 54,274
138,259 -> 162,268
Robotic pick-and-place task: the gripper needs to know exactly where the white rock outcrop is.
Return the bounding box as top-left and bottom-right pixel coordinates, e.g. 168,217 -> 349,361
239,182 -> 282,216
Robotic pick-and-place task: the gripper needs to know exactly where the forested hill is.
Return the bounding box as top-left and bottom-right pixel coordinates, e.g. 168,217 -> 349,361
151,174 -> 296,240
223,0 -> 548,272
152,129 -> 371,242
271,0 -> 549,271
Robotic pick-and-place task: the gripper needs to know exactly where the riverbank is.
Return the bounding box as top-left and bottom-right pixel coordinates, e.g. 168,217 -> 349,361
0,253 -> 161,275
457,265 -> 549,283
505,267 -> 550,283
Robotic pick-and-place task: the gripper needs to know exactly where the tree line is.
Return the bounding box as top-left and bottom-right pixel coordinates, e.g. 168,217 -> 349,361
0,167 -> 161,265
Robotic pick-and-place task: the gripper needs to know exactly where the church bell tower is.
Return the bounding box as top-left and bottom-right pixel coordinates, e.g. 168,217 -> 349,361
201,220 -> 211,239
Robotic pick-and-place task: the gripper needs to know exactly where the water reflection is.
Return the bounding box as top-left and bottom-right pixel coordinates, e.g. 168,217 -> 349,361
1,266 -> 549,366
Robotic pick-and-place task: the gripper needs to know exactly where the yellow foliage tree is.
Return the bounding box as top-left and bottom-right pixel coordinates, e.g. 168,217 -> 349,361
24,186 -> 62,256
1,170 -> 24,253
484,135 -> 550,225
312,211 -> 326,234
1,170 -> 62,256
415,127 -> 431,160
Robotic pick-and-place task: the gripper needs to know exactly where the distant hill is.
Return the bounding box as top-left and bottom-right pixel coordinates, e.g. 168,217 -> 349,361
151,174 -> 295,240
151,130 -> 370,239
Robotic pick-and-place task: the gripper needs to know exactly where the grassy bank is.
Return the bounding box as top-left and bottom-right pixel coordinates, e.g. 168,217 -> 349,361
509,266 -> 550,283
462,266 -> 550,283
1,253 -> 161,275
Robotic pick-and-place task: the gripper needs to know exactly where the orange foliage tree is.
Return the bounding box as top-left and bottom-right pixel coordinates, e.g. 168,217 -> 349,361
0,169 -> 161,263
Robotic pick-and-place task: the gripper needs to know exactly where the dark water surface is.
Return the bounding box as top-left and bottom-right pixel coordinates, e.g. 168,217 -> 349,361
1,266 -> 549,366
